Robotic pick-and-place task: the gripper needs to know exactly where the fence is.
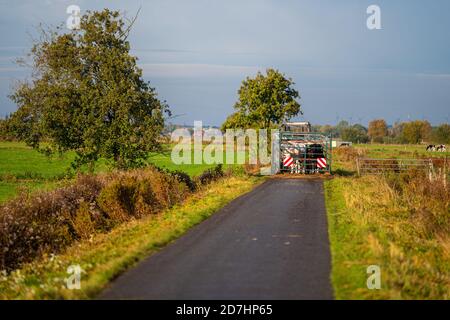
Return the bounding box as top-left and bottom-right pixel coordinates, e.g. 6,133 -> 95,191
356,157 -> 448,185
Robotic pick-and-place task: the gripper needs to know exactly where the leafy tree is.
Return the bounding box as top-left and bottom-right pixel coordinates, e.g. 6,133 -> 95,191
222,69 -> 301,130
401,120 -> 431,144
9,9 -> 169,169
387,121 -> 404,143
335,120 -> 349,136
431,123 -> 450,144
0,115 -> 15,141
368,119 -> 387,143
221,112 -> 250,130
318,124 -> 339,137
341,124 -> 369,143
0,118 -> 6,140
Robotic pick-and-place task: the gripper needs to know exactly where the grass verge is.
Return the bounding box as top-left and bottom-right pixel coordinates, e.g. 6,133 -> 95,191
0,175 -> 264,299
324,176 -> 449,299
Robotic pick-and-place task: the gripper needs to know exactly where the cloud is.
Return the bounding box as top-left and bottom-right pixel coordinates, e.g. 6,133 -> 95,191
139,63 -> 261,78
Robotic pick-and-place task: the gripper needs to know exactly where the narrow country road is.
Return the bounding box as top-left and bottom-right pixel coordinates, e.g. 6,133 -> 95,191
100,179 -> 333,300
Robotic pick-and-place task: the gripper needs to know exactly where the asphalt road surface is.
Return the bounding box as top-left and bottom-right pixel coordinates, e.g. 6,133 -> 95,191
100,178 -> 333,300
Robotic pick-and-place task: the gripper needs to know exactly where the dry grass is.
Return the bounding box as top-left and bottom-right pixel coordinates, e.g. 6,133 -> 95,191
332,146 -> 366,172
325,171 -> 449,299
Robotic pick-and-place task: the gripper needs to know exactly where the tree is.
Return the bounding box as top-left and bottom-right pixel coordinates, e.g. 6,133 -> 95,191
318,124 -> 339,137
0,115 -> 15,141
335,120 -> 349,137
221,69 -> 301,130
401,120 -> 431,144
341,124 -> 369,143
368,119 -> 387,143
387,121 -> 404,143
432,123 -> 450,144
0,118 -> 6,140
9,9 -> 169,169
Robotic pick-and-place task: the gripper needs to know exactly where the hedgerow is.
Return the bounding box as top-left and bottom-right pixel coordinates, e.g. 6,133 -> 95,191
0,164 -> 225,271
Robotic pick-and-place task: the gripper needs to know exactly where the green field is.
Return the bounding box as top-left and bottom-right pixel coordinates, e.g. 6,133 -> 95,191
354,143 -> 450,159
0,141 -> 238,203
1,141 -> 448,203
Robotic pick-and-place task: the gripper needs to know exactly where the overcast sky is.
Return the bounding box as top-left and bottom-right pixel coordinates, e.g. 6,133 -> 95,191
1,0 -> 449,126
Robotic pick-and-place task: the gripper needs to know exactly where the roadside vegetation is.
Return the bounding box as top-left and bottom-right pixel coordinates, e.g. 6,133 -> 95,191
0,161 -> 239,271
0,173 -> 263,299
326,147 -> 449,299
0,6 -> 449,301
0,141 -> 226,203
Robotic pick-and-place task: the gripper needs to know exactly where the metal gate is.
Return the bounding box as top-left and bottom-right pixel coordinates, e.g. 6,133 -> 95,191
356,158 -> 433,175
271,132 -> 332,174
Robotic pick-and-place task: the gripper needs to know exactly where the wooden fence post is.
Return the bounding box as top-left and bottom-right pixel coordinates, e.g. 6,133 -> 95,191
444,156 -> 448,190
356,157 -> 361,176
428,160 -> 434,182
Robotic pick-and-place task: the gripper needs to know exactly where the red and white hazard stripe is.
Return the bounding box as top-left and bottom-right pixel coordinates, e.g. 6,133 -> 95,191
283,155 -> 294,167
317,157 -> 327,168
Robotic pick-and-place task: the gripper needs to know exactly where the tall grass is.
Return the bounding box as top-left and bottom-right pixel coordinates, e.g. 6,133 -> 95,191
325,171 -> 449,299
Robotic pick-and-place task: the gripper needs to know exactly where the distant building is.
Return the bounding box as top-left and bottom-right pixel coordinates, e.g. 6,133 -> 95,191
281,121 -> 312,133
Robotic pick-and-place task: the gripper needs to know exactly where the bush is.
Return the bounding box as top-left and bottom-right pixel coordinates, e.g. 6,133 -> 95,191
97,175 -> 156,223
197,164 -> 224,185
0,163 -> 231,272
0,167 -> 190,271
72,202 -> 96,240
0,175 -> 104,271
98,169 -> 189,223
169,170 -> 196,192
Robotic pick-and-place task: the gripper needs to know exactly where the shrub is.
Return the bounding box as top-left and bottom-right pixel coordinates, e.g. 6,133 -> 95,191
97,175 -> 155,223
225,165 -> 246,177
0,175 -> 104,271
197,164 -> 224,185
169,170 -> 196,192
0,167 -> 190,272
96,168 -> 190,223
72,202 -> 96,240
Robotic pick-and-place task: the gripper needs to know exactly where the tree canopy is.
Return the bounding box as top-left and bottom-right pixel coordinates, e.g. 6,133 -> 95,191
401,120 -> 431,144
9,9 -> 169,169
340,124 -> 369,143
368,119 -> 388,143
222,69 -> 301,130
432,124 -> 450,144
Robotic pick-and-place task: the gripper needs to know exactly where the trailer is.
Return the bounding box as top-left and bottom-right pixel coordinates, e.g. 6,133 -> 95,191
271,123 -> 332,175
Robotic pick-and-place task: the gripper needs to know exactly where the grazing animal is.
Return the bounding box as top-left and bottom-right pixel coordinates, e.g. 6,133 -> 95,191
426,144 -> 436,152
436,144 -> 446,152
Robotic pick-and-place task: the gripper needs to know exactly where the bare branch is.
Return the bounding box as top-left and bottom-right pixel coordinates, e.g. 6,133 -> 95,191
119,6 -> 141,40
